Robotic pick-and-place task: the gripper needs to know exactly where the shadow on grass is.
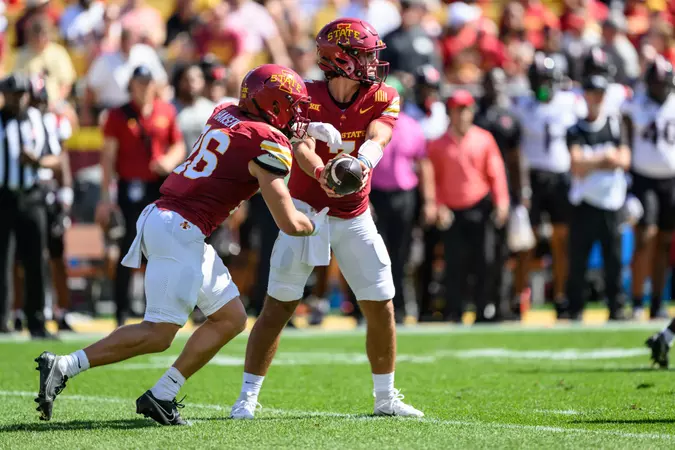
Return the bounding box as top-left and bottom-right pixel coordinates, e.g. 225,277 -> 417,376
572,418 -> 675,425
510,367 -> 660,374
0,418 -> 157,433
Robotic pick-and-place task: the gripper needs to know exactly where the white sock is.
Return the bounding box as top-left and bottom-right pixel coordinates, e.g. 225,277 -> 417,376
662,328 -> 675,347
240,372 -> 265,400
58,349 -> 90,378
373,372 -> 395,397
150,367 -> 186,401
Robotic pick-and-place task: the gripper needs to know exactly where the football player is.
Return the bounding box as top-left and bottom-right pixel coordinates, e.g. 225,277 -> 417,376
625,56 -> 675,321
33,65 -> 330,425
231,18 -> 424,419
512,52 -> 586,319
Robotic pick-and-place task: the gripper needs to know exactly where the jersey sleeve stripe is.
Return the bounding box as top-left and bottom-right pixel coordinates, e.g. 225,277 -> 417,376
381,111 -> 399,117
261,146 -> 292,166
260,140 -> 291,155
255,153 -> 291,173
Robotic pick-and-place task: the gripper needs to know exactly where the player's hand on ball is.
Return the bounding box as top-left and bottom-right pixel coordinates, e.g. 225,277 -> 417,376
307,122 -> 342,146
355,158 -> 370,193
318,164 -> 344,198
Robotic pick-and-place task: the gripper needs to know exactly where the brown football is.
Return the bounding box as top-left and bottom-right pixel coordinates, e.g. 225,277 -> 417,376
326,157 -> 363,196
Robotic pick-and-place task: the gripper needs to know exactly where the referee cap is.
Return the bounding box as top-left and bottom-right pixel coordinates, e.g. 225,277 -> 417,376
0,74 -> 31,93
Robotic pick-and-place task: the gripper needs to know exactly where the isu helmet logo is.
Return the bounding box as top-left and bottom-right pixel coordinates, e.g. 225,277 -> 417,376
270,70 -> 303,95
327,23 -> 361,44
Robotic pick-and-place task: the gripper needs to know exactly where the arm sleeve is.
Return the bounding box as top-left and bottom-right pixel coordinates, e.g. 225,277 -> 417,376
484,133 -> 509,208
371,84 -> 400,129
102,109 -> 120,138
253,130 -> 293,176
42,112 -> 62,156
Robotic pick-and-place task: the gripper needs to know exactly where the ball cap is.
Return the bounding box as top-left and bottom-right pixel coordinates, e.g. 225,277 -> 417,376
447,89 -> 475,108
582,74 -> 609,91
130,65 -> 153,81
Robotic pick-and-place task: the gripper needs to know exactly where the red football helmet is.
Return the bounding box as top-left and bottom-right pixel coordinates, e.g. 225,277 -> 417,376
238,64 -> 311,138
316,18 -> 388,84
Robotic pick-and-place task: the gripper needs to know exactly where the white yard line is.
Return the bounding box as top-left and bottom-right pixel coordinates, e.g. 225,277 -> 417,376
0,390 -> 672,441
0,320 -> 669,343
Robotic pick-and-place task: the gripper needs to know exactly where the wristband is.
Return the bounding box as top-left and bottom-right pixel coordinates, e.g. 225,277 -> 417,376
314,166 -> 325,180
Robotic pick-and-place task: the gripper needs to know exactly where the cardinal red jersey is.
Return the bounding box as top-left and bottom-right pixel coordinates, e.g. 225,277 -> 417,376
288,80 -> 400,218
156,104 -> 293,236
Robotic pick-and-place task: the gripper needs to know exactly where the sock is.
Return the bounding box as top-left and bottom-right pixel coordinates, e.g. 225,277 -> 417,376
662,328 -> 675,347
58,349 -> 90,379
373,372 -> 395,397
240,372 -> 265,400
150,367 -> 186,401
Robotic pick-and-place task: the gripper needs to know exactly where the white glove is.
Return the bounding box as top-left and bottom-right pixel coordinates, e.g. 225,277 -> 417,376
309,207 -> 329,236
307,122 -> 342,146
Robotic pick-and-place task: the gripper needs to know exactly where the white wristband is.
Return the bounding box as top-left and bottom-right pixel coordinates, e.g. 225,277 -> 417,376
357,140 -> 383,169
57,187 -> 74,206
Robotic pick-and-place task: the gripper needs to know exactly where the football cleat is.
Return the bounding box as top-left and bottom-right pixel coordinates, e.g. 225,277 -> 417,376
230,392 -> 262,420
374,389 -> 424,418
136,390 -> 187,426
646,333 -> 669,369
34,351 -> 69,421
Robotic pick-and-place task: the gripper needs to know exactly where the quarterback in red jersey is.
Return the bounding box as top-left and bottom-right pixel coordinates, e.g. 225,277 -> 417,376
33,65 -> 329,426
232,18 -> 424,419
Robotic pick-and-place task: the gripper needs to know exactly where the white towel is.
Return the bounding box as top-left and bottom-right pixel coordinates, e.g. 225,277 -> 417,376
121,203 -> 156,269
301,207 -> 331,266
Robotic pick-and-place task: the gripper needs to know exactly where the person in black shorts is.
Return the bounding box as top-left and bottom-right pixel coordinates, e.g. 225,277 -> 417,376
624,58 -> 675,319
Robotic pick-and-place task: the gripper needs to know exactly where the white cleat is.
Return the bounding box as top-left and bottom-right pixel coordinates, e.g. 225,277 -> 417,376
230,393 -> 261,420
373,389 -> 424,417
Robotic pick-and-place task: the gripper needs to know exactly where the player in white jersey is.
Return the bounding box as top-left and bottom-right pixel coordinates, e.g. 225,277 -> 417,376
623,56 -> 675,319
512,52 -> 585,318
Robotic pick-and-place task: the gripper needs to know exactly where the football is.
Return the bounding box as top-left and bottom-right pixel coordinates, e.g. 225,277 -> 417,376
325,156 -> 363,195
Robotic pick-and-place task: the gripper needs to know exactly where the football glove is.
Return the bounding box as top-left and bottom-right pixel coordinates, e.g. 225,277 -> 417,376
307,122 -> 342,146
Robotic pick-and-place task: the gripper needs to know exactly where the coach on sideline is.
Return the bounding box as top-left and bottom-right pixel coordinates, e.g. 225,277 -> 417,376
425,90 -> 510,323
95,65 -> 185,327
0,74 -> 62,337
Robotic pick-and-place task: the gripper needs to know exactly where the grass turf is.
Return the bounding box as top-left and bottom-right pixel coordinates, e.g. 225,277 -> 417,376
0,325 -> 674,449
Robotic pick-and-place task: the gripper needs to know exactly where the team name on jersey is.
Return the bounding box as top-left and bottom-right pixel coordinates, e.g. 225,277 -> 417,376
342,130 -> 366,139
212,109 -> 241,128
327,24 -> 361,42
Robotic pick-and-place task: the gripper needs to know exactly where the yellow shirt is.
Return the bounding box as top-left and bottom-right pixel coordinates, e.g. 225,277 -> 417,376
15,42 -> 76,103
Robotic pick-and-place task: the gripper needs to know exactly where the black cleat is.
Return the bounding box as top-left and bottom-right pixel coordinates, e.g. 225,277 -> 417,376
136,390 -> 187,426
34,351 -> 69,421
646,333 -> 670,369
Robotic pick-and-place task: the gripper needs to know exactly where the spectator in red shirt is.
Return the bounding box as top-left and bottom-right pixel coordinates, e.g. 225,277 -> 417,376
95,65 -> 186,326
425,90 -> 509,322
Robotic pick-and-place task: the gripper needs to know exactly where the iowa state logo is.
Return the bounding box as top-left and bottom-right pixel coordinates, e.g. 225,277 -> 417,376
270,71 -> 303,95
327,23 -> 361,44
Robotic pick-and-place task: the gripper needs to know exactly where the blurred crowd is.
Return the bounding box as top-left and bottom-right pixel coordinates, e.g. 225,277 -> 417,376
3,0 -> 675,335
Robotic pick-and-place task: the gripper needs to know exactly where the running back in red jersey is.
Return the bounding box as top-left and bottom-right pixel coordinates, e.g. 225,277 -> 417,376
287,80 -> 400,219
157,103 -> 293,235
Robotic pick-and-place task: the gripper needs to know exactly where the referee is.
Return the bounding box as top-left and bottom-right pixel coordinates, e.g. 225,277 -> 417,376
566,73 -> 631,320
0,74 -> 61,337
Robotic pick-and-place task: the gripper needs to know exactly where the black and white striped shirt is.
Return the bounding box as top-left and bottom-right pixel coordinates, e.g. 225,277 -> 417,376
0,106 -> 61,191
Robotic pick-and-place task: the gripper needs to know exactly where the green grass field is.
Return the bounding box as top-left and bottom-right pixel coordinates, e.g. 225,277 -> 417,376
1,323 -> 674,449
